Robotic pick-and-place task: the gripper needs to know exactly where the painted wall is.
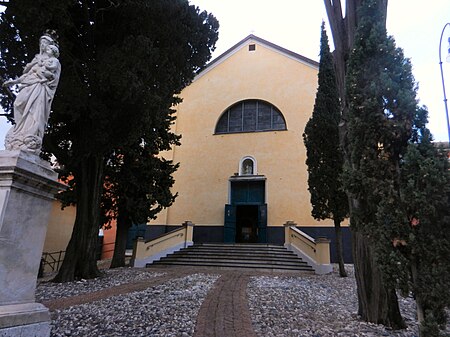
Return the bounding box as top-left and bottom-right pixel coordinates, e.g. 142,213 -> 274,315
152,37 -> 336,230
101,221 -> 116,259
43,202 -> 76,254
43,200 -> 116,260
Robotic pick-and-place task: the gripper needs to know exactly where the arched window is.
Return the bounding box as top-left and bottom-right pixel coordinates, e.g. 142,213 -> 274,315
239,156 -> 257,176
215,99 -> 287,134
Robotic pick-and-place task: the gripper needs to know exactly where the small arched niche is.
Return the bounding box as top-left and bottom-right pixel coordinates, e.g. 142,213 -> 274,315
239,156 -> 257,176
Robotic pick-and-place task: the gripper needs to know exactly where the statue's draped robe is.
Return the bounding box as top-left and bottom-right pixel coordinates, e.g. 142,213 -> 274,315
6,54 -> 61,151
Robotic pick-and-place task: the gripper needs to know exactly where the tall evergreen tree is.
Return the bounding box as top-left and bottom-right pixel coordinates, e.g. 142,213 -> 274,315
324,0 -> 405,327
103,132 -> 180,269
398,110 -> 450,336
326,1 -> 449,331
303,22 -> 348,277
0,0 -> 219,281
344,0 -> 420,328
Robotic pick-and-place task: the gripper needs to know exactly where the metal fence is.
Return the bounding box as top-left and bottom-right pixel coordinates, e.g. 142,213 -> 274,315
39,250 -> 65,277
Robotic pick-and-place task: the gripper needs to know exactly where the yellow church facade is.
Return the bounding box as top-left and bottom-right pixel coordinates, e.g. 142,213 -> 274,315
147,35 -> 351,261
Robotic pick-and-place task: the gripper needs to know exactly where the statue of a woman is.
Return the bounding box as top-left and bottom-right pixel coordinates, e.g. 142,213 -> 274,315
2,31 -> 61,154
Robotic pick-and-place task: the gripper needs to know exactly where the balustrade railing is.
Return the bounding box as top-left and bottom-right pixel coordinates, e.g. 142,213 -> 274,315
132,221 -> 194,267
284,221 -> 332,274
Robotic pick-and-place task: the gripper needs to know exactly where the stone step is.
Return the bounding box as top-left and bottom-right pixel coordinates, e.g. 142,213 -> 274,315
149,260 -> 314,272
180,248 -> 292,255
194,243 -> 284,248
158,256 -> 310,266
180,248 -> 291,255
146,243 -> 314,272
189,243 -> 288,251
163,255 -> 308,264
172,250 -> 296,258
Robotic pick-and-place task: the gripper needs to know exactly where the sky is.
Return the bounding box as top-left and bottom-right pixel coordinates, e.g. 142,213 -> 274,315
0,1 -> 449,146
189,0 -> 450,142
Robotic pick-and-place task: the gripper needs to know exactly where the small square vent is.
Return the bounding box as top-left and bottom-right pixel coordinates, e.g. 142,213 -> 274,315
248,44 -> 256,51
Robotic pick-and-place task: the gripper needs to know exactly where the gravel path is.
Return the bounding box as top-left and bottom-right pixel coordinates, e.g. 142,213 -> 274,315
36,268 -> 165,302
48,273 -> 219,337
247,268 -> 419,337
35,265 -> 448,337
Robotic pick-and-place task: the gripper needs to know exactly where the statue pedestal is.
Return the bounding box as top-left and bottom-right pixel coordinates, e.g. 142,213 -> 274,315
0,150 -> 64,336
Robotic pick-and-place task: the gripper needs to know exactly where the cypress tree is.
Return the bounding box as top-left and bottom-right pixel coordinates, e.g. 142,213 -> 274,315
398,109 -> 450,336
303,22 -> 348,277
327,1 -> 450,332
344,0 -> 422,328
325,0 -> 406,327
103,134 -> 180,269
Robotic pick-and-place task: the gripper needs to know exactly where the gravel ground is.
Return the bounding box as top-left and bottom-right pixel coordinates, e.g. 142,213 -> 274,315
247,267 -> 419,337
36,268 -> 165,302
36,265 -> 448,336
49,273 -> 219,337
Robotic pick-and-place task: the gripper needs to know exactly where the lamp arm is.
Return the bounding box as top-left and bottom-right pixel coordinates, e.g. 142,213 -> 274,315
439,23 -> 450,63
439,22 -> 450,143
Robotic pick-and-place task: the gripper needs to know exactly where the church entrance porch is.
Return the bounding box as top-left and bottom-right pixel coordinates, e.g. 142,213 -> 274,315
224,177 -> 267,243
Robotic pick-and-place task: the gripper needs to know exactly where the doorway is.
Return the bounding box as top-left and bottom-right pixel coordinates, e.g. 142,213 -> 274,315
224,203 -> 267,243
224,178 -> 267,243
236,205 -> 258,243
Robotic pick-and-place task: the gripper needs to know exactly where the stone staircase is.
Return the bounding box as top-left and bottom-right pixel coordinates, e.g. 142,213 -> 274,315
146,243 -> 314,272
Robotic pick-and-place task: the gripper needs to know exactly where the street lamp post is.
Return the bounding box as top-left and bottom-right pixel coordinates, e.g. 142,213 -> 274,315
439,23 -> 450,143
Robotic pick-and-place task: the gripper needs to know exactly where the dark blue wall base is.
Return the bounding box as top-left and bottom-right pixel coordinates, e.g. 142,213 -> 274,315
139,224 -> 353,263
142,225 -> 224,243
297,227 -> 353,264
192,226 -> 224,243
266,226 -> 353,263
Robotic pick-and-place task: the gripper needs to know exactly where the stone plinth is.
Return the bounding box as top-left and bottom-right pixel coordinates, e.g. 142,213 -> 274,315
0,150 -> 64,336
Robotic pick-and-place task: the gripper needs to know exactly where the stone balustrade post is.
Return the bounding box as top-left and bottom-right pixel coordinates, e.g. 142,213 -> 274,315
315,237 -> 331,265
182,221 -> 195,248
283,220 -> 296,245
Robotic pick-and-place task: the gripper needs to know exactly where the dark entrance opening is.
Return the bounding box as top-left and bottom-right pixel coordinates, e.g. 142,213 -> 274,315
224,178 -> 267,243
236,205 -> 258,243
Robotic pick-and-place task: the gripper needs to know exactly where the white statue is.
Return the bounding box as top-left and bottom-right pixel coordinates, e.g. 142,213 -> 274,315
2,31 -> 61,154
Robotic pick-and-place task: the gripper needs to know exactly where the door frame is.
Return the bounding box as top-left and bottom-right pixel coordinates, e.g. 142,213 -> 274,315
224,175 -> 268,243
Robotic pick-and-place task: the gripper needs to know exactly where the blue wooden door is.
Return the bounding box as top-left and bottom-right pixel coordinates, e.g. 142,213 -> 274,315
257,204 -> 267,243
224,204 -> 236,243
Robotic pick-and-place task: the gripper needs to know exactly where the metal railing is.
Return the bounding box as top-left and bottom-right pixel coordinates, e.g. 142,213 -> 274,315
39,250 -> 65,276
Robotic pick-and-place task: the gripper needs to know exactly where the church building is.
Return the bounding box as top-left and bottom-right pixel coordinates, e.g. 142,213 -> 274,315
146,35 -> 352,262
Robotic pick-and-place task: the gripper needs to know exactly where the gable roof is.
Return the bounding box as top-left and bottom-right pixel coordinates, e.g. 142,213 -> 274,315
195,34 -> 319,81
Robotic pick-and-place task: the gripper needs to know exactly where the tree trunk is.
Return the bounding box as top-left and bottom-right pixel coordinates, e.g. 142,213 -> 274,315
110,211 -> 131,268
410,258 -> 425,332
53,154 -> 104,282
353,231 -> 405,329
333,219 -> 347,277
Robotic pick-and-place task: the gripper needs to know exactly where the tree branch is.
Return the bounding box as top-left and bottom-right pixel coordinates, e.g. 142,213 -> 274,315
324,0 -> 348,105
0,75 -> 15,100
96,0 -> 120,14
1,87 -> 14,99
324,0 -> 345,49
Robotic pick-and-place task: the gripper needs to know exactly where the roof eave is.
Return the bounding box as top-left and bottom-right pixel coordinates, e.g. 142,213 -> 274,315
193,34 -> 319,81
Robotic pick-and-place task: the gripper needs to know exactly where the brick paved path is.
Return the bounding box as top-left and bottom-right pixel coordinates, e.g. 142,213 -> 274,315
194,272 -> 256,337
